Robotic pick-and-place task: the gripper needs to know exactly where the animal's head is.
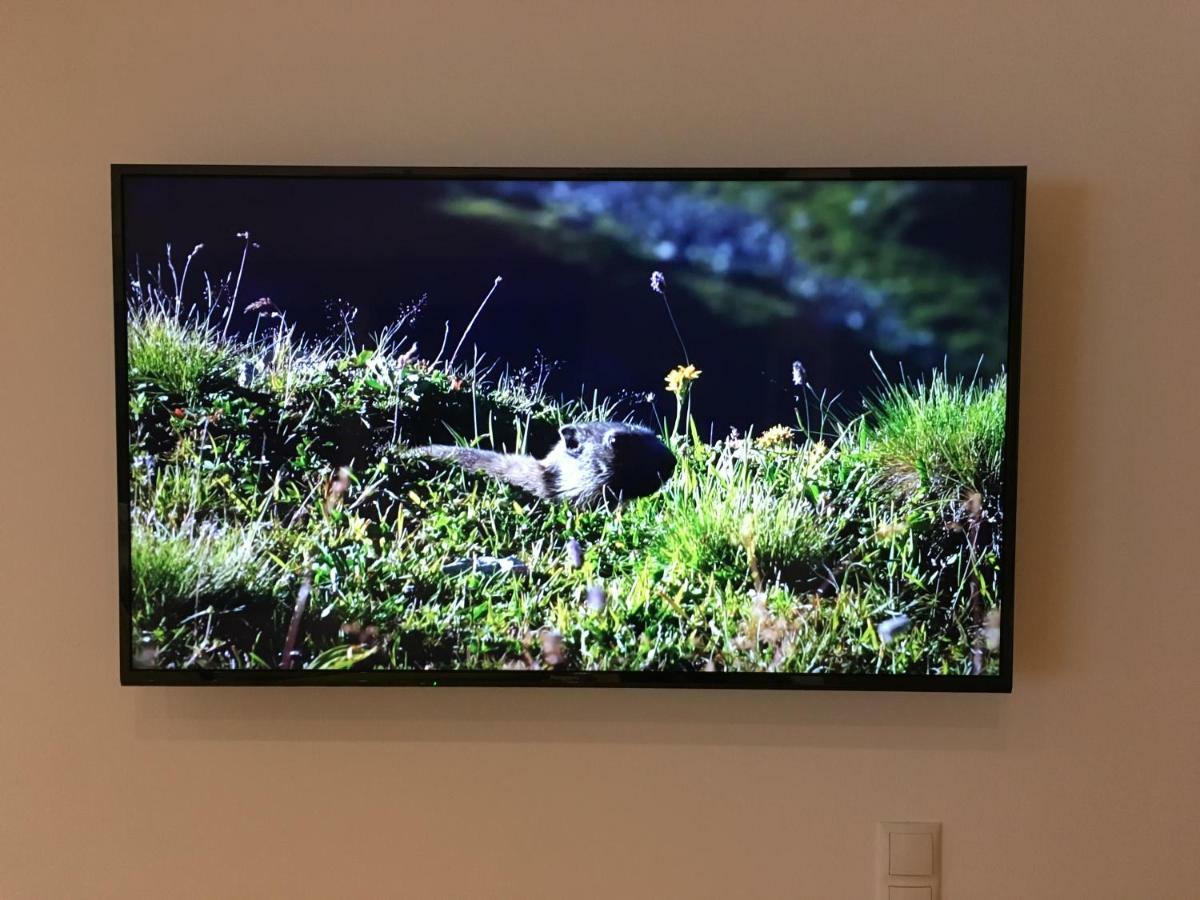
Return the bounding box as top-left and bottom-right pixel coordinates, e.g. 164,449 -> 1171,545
554,421 -> 676,505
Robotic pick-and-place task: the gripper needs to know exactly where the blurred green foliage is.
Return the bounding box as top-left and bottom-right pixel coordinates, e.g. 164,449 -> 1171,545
702,180 -> 1009,363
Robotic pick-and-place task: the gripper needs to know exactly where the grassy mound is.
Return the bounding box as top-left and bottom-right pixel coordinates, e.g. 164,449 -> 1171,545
126,292 -> 1006,675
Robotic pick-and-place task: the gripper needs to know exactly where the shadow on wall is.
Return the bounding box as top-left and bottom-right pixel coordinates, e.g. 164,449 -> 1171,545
129,179 -> 1086,754
1010,178 -> 1089,682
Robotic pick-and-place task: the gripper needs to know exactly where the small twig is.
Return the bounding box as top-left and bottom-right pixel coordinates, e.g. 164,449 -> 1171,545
448,276 -> 502,370
280,574 -> 313,670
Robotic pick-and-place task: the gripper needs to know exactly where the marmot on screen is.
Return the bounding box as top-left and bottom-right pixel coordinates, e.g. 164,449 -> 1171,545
409,422 -> 676,507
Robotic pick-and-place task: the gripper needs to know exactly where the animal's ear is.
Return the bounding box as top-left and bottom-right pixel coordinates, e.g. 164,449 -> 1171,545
559,424 -> 580,453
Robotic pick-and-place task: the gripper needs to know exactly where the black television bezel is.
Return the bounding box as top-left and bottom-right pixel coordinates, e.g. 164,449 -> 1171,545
113,164 -> 1024,691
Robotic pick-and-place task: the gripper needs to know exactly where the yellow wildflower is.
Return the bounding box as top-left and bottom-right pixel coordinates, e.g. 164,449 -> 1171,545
755,424 -> 793,449
665,363 -> 702,395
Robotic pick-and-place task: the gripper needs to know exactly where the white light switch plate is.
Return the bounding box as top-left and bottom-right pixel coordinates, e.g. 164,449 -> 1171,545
877,822 -> 940,900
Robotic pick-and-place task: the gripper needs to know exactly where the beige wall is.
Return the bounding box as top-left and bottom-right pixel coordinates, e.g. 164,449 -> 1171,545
2,2 -> 1197,897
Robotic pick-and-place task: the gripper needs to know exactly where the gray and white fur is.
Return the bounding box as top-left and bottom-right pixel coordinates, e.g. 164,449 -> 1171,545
409,422 -> 676,507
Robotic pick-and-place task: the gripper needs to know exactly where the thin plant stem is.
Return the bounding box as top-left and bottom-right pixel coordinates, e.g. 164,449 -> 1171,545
448,276 -> 502,370
651,272 -> 689,364
659,289 -> 689,364
176,243 -> 202,320
672,392 -> 685,438
431,321 -> 450,367
166,243 -> 179,318
223,231 -> 252,340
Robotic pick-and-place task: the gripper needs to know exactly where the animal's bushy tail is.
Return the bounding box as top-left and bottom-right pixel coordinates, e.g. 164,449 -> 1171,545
406,445 -> 551,499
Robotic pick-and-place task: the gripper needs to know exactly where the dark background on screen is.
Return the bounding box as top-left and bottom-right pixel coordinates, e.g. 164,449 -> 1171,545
122,175 -> 1013,436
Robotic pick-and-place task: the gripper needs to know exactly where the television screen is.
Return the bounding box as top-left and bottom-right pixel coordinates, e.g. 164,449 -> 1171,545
113,166 -> 1023,689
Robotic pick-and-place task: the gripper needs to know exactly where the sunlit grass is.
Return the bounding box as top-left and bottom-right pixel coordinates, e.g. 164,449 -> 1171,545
125,270 -> 1006,676
128,305 -> 237,399
852,367 -> 1007,500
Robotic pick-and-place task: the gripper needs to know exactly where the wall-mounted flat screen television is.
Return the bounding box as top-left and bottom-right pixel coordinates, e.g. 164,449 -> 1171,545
113,165 -> 1024,689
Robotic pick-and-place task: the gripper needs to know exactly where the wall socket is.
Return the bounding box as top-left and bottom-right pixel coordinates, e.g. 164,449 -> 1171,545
877,821 -> 941,900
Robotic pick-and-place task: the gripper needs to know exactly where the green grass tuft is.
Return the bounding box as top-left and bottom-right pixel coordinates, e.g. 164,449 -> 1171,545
128,304 -> 237,400
853,369 -> 1007,500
